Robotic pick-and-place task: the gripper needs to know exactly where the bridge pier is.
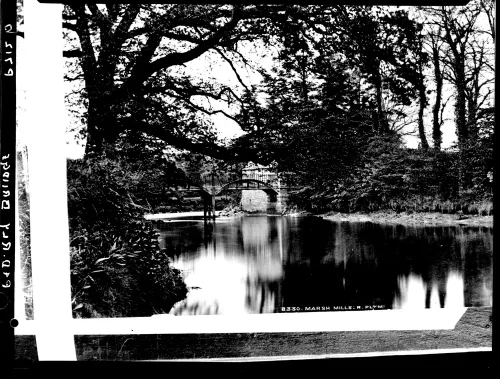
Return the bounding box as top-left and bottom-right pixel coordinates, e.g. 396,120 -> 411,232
203,194 -> 216,221
241,190 -> 268,213
276,188 -> 289,213
240,189 -> 288,214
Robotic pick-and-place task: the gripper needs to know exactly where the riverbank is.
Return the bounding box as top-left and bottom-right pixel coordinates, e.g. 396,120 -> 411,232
144,211 -> 221,220
145,208 -> 493,228
320,210 -> 493,227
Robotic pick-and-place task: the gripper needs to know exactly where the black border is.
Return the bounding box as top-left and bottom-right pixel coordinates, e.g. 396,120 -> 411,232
0,0 -> 17,372
10,0 -> 496,372
38,1 -> 473,5
11,350 -> 495,376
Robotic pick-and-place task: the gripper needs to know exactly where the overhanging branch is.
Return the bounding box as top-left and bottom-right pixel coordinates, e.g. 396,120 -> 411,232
124,118 -> 267,164
64,49 -> 83,58
213,47 -> 250,92
122,5 -> 243,90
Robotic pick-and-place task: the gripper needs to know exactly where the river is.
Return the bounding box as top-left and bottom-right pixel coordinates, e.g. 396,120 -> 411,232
156,215 -> 492,316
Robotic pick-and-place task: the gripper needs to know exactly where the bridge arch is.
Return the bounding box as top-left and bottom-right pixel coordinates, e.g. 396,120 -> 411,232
179,164 -> 291,218
220,178 -> 279,201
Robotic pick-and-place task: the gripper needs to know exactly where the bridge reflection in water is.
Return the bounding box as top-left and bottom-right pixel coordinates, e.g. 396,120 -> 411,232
157,216 -> 493,316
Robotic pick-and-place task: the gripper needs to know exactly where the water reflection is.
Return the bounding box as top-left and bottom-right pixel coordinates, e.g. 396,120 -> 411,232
393,273 -> 426,309
156,216 -> 492,315
429,281 -> 440,309
393,270 -> 466,309
240,217 -> 284,313
445,270 -> 465,308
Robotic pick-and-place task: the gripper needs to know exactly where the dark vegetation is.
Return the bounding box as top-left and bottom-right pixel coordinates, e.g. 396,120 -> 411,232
59,3 -> 493,218
18,3 -> 493,317
66,136 -> 188,317
65,134 -> 242,317
67,169 -> 187,317
285,130 -> 493,215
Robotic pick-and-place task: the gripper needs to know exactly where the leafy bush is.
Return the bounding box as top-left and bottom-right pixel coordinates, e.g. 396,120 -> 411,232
67,154 -> 188,318
286,132 -> 493,215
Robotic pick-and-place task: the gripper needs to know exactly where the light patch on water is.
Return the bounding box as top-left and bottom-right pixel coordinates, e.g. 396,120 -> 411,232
444,270 -> 465,308
393,273 -> 426,309
247,256 -> 283,281
172,251 -> 249,315
171,233 -> 284,315
429,282 -> 441,309
482,278 -> 493,307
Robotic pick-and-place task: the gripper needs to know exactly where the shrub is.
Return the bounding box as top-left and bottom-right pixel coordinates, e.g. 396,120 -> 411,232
285,132 -> 493,215
67,155 -> 188,318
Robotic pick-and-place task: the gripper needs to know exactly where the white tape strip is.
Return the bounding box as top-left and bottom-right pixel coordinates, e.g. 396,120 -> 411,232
15,307 -> 467,336
23,0 -> 76,361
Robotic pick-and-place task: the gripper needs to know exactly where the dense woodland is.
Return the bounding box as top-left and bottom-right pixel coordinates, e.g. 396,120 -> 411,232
61,3 -> 494,213
19,3 -> 495,317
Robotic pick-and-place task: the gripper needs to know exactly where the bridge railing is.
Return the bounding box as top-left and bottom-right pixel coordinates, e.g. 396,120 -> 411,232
241,171 -> 278,184
183,168 -> 297,193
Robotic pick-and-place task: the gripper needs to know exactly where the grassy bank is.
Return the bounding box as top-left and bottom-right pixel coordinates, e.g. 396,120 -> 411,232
320,210 -> 493,227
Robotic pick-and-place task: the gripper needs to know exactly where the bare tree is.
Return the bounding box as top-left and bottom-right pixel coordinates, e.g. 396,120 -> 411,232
416,37 -> 430,150
427,27 -> 446,150
420,1 -> 494,192
464,34 -> 495,139
479,0 -> 496,42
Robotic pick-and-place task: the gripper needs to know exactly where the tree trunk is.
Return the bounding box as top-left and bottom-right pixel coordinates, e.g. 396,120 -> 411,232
417,72 -> 429,150
467,97 -> 479,141
454,65 -> 469,194
299,55 -> 309,103
466,71 -> 480,142
374,79 -> 388,134
454,70 -> 468,146
84,92 -> 122,157
431,44 -> 443,150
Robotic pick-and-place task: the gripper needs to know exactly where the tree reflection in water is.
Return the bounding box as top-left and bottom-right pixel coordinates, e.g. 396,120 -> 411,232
156,216 -> 492,315
393,270 -> 464,309
242,216 -> 284,313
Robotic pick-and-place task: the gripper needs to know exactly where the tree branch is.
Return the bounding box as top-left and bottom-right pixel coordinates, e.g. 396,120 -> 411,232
64,49 -> 83,58
63,12 -> 78,20
181,98 -> 242,126
87,4 -> 111,29
106,3 -> 120,23
213,47 -> 250,91
161,31 -> 204,45
476,87 -> 493,110
70,5 -> 99,89
147,86 -> 243,126
63,21 -> 78,32
122,5 -> 243,91
124,118 -> 265,164
126,32 -> 163,84
113,4 -> 142,49
144,79 -> 243,106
